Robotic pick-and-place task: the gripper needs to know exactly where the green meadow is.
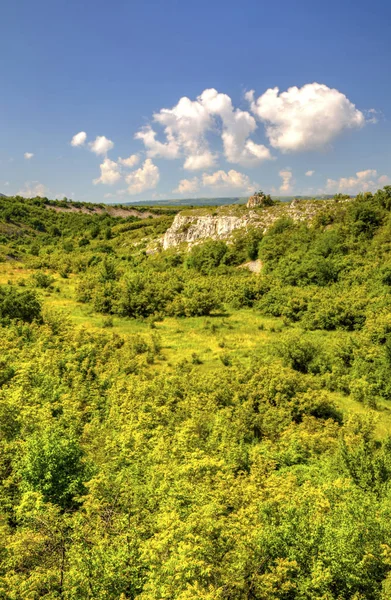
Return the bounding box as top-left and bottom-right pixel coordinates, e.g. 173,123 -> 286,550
1,191 -> 391,598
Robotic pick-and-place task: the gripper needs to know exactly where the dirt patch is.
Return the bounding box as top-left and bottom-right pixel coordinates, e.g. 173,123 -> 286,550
46,205 -> 158,219
238,259 -> 263,273
107,207 -> 157,219
47,205 -> 105,215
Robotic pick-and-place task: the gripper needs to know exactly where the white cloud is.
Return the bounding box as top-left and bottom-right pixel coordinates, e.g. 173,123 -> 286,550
378,175 -> 391,186
135,125 -> 180,160
71,131 -> 87,147
125,158 -> 160,195
202,169 -> 256,194
24,152 -> 34,160
200,88 -> 273,167
153,95 -> 212,167
118,154 -> 139,168
305,170 -> 315,177
174,177 -> 199,194
247,83 -> 365,152
135,96 -> 211,169
93,158 -> 121,185
365,108 -> 380,124
18,181 -> 47,198
71,131 -> 115,156
135,88 -> 273,170
89,135 -> 114,156
175,169 -> 259,195
325,169 -> 389,194
183,151 -> 216,171
279,169 -> 294,193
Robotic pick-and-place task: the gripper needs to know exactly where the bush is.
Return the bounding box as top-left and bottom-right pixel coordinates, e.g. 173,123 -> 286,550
348,198 -> 383,238
21,428 -> 87,509
303,296 -> 366,331
32,271 -> 54,289
0,287 -> 42,323
219,352 -> 232,366
185,240 -> 228,274
276,333 -> 319,374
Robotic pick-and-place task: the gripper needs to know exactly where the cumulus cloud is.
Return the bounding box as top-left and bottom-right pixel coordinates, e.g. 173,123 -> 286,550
173,168 -> 258,195
24,152 -> 34,160
18,181 -> 47,198
325,169 -> 389,194
279,169 -> 294,193
125,158 -> 160,195
135,126 -> 180,160
202,169 -> 256,193
305,170 -> 315,177
89,135 -> 114,156
378,175 -> 391,186
199,88 -> 273,166
93,158 -> 121,185
365,108 -> 380,124
174,177 -> 199,194
135,95 -> 212,169
118,154 -> 139,168
153,95 -> 213,169
71,131 -> 87,147
71,131 -> 114,156
183,151 -> 216,171
135,88 -> 272,170
247,83 -> 365,152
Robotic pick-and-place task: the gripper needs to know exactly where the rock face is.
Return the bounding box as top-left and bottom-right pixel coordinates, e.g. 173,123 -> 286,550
163,213 -> 253,250
247,192 -> 273,208
162,198 -> 352,250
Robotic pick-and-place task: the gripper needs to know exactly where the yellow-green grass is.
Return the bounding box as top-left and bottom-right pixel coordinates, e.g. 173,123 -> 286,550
335,393 -> 391,439
1,260 -> 390,437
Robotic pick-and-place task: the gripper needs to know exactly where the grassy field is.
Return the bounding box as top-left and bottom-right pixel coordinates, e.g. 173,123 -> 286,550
3,259 -> 390,438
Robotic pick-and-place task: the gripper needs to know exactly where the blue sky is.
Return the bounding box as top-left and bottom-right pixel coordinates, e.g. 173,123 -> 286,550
1,0 -> 390,202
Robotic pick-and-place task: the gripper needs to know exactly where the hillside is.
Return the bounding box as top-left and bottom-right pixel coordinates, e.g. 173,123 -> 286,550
1,188 -> 391,597
125,194 -> 335,208
162,197 -> 347,249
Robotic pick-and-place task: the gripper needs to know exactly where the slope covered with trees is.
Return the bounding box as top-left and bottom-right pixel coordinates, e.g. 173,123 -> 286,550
0,190 -> 391,598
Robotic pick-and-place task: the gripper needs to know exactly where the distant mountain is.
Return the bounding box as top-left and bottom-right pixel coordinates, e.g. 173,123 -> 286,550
0,193 -> 7,198
124,197 -> 246,208
124,195 -> 335,208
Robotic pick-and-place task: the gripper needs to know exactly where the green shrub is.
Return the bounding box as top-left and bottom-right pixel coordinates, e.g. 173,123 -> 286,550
185,240 -> 228,274
0,287 -> 42,323
32,271 -> 54,289
276,333 -> 319,374
21,428 -> 87,510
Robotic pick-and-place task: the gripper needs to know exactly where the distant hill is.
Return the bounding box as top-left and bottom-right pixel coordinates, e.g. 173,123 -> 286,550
0,193 -> 7,198
125,195 -> 335,208
124,197 -> 247,208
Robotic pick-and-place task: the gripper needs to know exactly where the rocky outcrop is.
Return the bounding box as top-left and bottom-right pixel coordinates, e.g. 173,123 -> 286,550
247,192 -> 273,208
163,213 -> 257,249
162,198 -> 351,250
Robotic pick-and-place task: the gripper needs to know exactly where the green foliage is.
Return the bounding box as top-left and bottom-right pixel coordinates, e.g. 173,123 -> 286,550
276,332 -> 320,373
0,190 -> 391,597
185,240 -> 229,273
0,286 -> 42,323
32,271 -> 54,288
21,428 -> 87,509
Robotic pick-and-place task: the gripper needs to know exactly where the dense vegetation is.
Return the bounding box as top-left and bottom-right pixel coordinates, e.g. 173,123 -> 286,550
1,190 -> 391,598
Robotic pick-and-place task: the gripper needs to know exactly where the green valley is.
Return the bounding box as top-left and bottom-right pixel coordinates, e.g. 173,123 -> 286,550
1,189 -> 391,598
